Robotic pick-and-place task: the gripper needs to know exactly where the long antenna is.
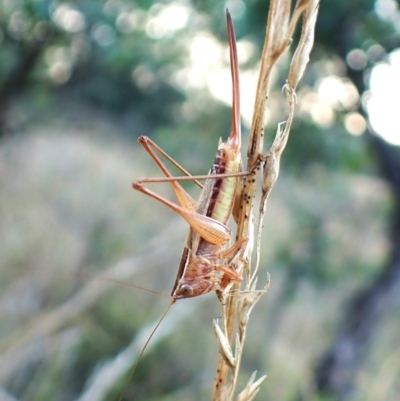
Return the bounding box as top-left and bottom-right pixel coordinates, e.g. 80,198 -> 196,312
118,299 -> 176,401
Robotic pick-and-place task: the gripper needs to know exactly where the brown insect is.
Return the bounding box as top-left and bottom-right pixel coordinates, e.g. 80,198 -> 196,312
133,10 -> 246,302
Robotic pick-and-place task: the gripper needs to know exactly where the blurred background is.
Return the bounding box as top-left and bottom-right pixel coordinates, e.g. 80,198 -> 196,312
1,0 -> 400,400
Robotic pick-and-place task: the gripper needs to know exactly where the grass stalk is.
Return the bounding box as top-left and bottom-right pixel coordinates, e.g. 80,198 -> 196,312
212,1 -> 320,400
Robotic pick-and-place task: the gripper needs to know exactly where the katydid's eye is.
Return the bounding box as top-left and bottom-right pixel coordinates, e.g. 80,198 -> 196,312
178,284 -> 193,297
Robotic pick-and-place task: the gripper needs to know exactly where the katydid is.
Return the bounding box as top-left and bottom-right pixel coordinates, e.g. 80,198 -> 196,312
121,11 -> 248,398
133,10 -> 247,301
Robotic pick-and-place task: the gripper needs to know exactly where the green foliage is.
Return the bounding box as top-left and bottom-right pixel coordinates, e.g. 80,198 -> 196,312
284,121 -> 371,172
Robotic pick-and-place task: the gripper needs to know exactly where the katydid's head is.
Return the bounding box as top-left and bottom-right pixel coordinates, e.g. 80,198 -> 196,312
173,278 -> 215,299
175,283 -> 194,298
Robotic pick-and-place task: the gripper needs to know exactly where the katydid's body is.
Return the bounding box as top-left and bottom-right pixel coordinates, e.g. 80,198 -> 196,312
172,131 -> 244,299
133,11 -> 244,300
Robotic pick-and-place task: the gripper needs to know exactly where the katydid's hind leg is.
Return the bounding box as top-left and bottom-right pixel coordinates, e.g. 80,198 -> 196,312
136,136 -> 198,211
136,136 -> 251,213
138,136 -> 202,187
133,182 -> 231,245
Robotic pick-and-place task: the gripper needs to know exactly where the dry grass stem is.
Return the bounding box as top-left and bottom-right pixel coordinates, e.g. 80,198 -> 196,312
213,1 -> 320,400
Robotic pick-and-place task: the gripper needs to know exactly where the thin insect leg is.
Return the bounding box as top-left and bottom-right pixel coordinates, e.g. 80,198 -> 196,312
217,238 -> 248,283
138,136 -> 203,189
133,170 -> 250,214
219,237 -> 248,260
218,237 -> 248,293
134,170 -> 250,184
138,136 -> 199,211
216,264 -> 242,281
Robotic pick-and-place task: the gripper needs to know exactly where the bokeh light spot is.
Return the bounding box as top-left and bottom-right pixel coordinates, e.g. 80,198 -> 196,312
91,24 -> 115,46
347,49 -> 368,70
52,4 -> 85,33
344,112 -> 367,136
